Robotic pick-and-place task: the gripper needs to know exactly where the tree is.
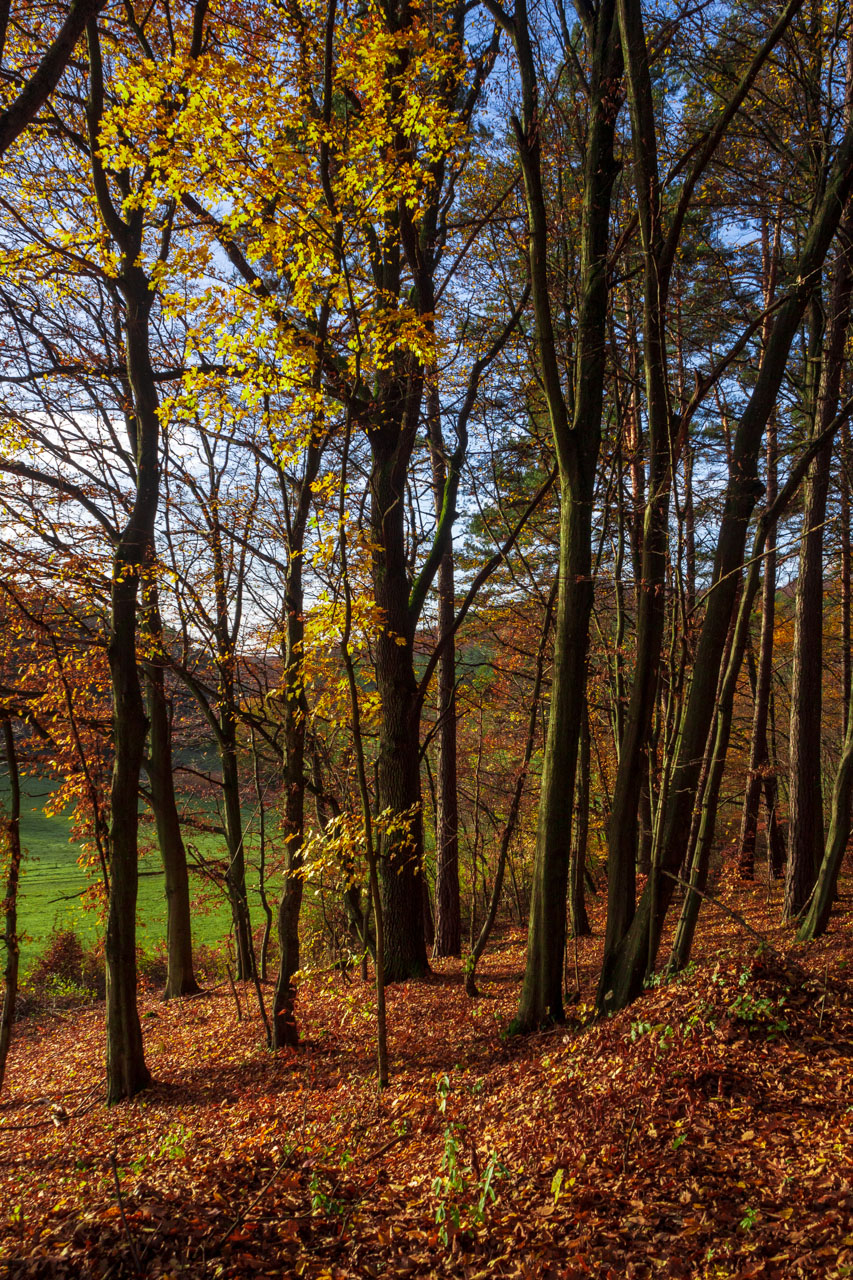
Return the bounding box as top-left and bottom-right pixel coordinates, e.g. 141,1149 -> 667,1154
0,0 -> 106,155
483,0 -> 623,1030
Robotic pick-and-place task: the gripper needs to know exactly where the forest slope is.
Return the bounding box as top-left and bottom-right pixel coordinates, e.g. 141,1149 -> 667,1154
1,875 -> 852,1279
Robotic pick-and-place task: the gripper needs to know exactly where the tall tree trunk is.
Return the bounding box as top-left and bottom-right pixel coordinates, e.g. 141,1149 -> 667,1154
520,496 -> 595,1023
739,215 -> 783,881
492,0 -> 621,1030
841,415 -> 851,739
250,732 -> 273,981
431,545 -> 461,957
428,378 -> 461,958
798,659 -> 853,939
0,716 -> 21,1094
273,539 -> 310,1047
598,116 -> 853,1014
786,209 -> 853,919
143,581 -> 198,999
570,699 -> 592,937
602,0 -> 673,964
144,648 -> 199,1000
220,709 -> 253,979
739,414 -> 781,880
370,415 -> 430,983
465,579 -> 555,996
106,533 -> 152,1103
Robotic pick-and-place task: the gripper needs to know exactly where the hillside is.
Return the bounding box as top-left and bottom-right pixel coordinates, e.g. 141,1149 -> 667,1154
1,875 -> 852,1278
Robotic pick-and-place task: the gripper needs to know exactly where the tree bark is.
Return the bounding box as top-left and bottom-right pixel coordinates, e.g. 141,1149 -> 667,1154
88,22 -> 153,1101
570,700 -> 592,938
144,620 -> 199,1000
0,716 -> 22,1094
428,380 -> 461,958
739,215 -> 783,881
598,116 -> 853,1014
431,544 -> 461,957
488,0 -> 621,1030
798,670 -> 853,940
370,406 -> 430,983
465,579 -> 555,996
272,476 -> 314,1046
786,206 -> 853,918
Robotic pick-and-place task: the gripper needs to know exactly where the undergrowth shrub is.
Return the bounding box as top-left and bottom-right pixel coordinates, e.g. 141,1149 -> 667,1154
27,926 -> 105,1008
193,941 -> 229,984
137,944 -> 169,991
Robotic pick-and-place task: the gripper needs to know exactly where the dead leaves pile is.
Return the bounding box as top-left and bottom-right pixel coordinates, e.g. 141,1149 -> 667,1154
1,876 -> 851,1278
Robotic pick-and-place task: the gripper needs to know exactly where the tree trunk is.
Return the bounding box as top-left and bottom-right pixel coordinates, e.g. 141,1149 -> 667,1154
738,418 -> 779,881
739,215 -> 783,881
0,716 -> 22,1094
426,375 -> 461,958
432,547 -> 461,957
785,298 -> 830,917
106,555 -> 152,1103
220,710 -> 253,979
602,0 -> 673,964
272,543 -> 309,1047
798,672 -> 853,940
145,654 -> 199,999
786,207 -> 853,919
370,419 -> 430,983
598,117 -> 853,1014
506,0 -> 621,1030
143,579 -> 198,999
570,699 -> 592,937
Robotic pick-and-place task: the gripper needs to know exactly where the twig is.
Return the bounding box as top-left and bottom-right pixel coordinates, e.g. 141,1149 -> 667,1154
0,1089 -> 100,1132
818,958 -> 829,1029
361,1130 -> 411,1166
109,1150 -> 142,1276
661,870 -> 809,979
622,1101 -> 642,1175
226,966 -> 242,1021
214,1146 -> 299,1248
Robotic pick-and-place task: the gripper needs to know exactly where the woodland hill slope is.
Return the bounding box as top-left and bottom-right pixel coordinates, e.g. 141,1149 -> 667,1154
1,872 -> 852,1279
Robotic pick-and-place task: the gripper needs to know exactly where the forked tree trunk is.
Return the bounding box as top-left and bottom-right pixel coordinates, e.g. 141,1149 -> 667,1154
739,217 -> 784,882
490,0 -> 621,1031
598,114 -> 853,1014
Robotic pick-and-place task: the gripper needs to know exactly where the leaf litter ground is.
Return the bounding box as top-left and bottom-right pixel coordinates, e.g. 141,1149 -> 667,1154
1,872 -> 852,1279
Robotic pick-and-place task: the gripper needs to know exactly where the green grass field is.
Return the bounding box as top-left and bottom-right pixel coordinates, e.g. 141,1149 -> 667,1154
4,775 -> 273,976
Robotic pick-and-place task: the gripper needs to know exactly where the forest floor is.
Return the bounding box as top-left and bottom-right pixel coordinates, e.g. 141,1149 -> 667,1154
1,869 -> 852,1279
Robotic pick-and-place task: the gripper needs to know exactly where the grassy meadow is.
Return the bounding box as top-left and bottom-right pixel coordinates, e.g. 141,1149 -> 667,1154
3,774 -> 273,975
